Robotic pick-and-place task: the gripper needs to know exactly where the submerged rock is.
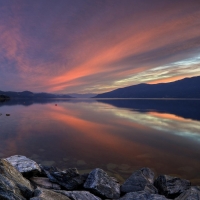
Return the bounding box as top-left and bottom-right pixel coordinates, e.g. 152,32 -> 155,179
154,175 -> 191,198
119,191 -> 167,200
32,187 -> 70,200
121,167 -> 157,194
84,168 -> 120,199
0,159 -> 34,199
54,190 -> 101,200
175,186 -> 200,200
30,177 -> 61,190
41,165 -> 88,190
5,155 -> 41,177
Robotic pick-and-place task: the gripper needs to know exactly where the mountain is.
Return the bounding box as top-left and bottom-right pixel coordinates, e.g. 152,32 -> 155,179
94,76 -> 200,98
0,90 -> 72,99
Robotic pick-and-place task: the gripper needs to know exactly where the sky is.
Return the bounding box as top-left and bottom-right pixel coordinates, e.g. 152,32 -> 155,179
0,0 -> 200,94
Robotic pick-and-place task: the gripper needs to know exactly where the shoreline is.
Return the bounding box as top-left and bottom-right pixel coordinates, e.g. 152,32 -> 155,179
0,155 -> 199,199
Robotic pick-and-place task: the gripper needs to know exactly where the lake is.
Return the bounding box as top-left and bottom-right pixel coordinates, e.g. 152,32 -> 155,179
0,98 -> 200,184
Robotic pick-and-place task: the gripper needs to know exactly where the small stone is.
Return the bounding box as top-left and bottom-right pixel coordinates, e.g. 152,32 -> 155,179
107,163 -> 117,170
84,168 -> 120,199
175,186 -> 200,200
119,191 -> 167,200
41,165 -> 87,190
30,177 -> 61,190
5,155 -> 41,177
41,160 -> 55,166
121,168 -> 157,194
54,190 -> 101,200
33,187 -> 70,200
154,175 -> 191,198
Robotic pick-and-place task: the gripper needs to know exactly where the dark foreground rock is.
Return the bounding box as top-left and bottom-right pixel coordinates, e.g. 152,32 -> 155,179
154,175 -> 191,198
120,167 -> 157,194
32,187 -> 70,200
41,165 -> 87,190
175,186 -> 200,200
5,155 -> 41,177
30,177 -> 61,190
84,168 -> 120,199
54,190 -> 101,200
0,159 -> 33,199
119,191 -> 168,200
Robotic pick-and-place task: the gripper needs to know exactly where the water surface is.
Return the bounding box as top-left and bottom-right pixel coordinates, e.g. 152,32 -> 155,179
0,99 -> 200,184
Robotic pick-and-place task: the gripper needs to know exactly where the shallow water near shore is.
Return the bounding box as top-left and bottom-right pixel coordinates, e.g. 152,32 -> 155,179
0,98 -> 200,184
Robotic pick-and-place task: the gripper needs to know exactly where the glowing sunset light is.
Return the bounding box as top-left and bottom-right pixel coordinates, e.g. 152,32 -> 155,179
0,0 -> 200,93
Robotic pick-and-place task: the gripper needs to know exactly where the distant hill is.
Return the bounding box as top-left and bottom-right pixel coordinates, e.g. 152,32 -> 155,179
94,76 -> 200,98
0,90 -> 72,99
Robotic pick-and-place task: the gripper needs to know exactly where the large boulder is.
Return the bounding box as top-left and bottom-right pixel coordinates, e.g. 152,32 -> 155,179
175,186 -> 200,200
84,168 -> 120,199
0,159 -> 34,199
119,191 -> 168,200
121,168 -> 157,194
154,175 -> 191,198
41,165 -> 87,190
32,187 -> 70,200
30,177 -> 61,190
5,155 -> 41,177
54,190 -> 101,200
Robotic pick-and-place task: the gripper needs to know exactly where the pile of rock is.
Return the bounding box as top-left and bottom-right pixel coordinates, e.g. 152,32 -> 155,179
0,155 -> 199,200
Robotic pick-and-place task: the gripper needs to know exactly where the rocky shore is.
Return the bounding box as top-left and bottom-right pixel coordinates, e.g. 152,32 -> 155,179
0,155 -> 199,200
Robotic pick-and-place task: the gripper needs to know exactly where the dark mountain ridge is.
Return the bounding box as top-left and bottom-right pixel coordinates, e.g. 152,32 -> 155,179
0,90 -> 72,99
94,76 -> 200,98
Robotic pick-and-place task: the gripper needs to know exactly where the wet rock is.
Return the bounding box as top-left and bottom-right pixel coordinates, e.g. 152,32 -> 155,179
175,186 -> 200,200
154,175 -> 191,198
33,187 -> 70,200
5,155 -> 41,177
0,159 -> 34,199
54,190 -> 102,200
30,177 -> 61,190
119,191 -> 168,200
84,168 -> 120,199
41,165 -> 88,190
121,167 -> 157,194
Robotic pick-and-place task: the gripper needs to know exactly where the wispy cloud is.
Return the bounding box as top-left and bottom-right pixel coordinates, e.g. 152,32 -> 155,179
0,0 -> 200,93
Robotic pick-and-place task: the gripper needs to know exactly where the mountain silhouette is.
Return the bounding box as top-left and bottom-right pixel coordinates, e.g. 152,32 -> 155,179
94,76 -> 200,98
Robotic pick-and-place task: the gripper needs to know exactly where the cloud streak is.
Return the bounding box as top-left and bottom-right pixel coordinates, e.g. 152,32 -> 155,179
0,0 -> 200,93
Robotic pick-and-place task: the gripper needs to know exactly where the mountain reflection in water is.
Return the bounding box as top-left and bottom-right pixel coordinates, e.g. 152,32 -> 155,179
0,99 -> 200,184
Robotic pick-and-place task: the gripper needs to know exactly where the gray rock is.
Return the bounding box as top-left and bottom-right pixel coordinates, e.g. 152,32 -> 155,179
175,186 -> 200,200
54,190 -> 101,200
5,155 -> 41,177
154,175 -> 191,198
121,168 -> 157,194
0,159 -> 34,199
30,177 -> 61,190
33,187 -> 70,200
41,165 -> 88,190
119,191 -> 168,200
84,168 -> 120,199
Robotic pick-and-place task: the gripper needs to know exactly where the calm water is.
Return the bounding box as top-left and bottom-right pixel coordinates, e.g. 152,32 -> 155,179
0,99 -> 200,184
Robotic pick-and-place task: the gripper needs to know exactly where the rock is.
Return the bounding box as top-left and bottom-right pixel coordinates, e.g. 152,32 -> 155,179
84,168 -> 120,199
30,177 -> 61,190
121,167 -> 157,194
119,191 -> 168,200
175,186 -> 200,200
154,175 -> 191,198
33,187 -> 70,200
54,190 -> 102,200
41,165 -> 88,190
5,155 -> 41,177
0,159 -> 34,199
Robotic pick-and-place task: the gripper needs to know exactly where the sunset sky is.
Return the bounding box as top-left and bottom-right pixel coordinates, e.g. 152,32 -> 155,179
0,0 -> 200,94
